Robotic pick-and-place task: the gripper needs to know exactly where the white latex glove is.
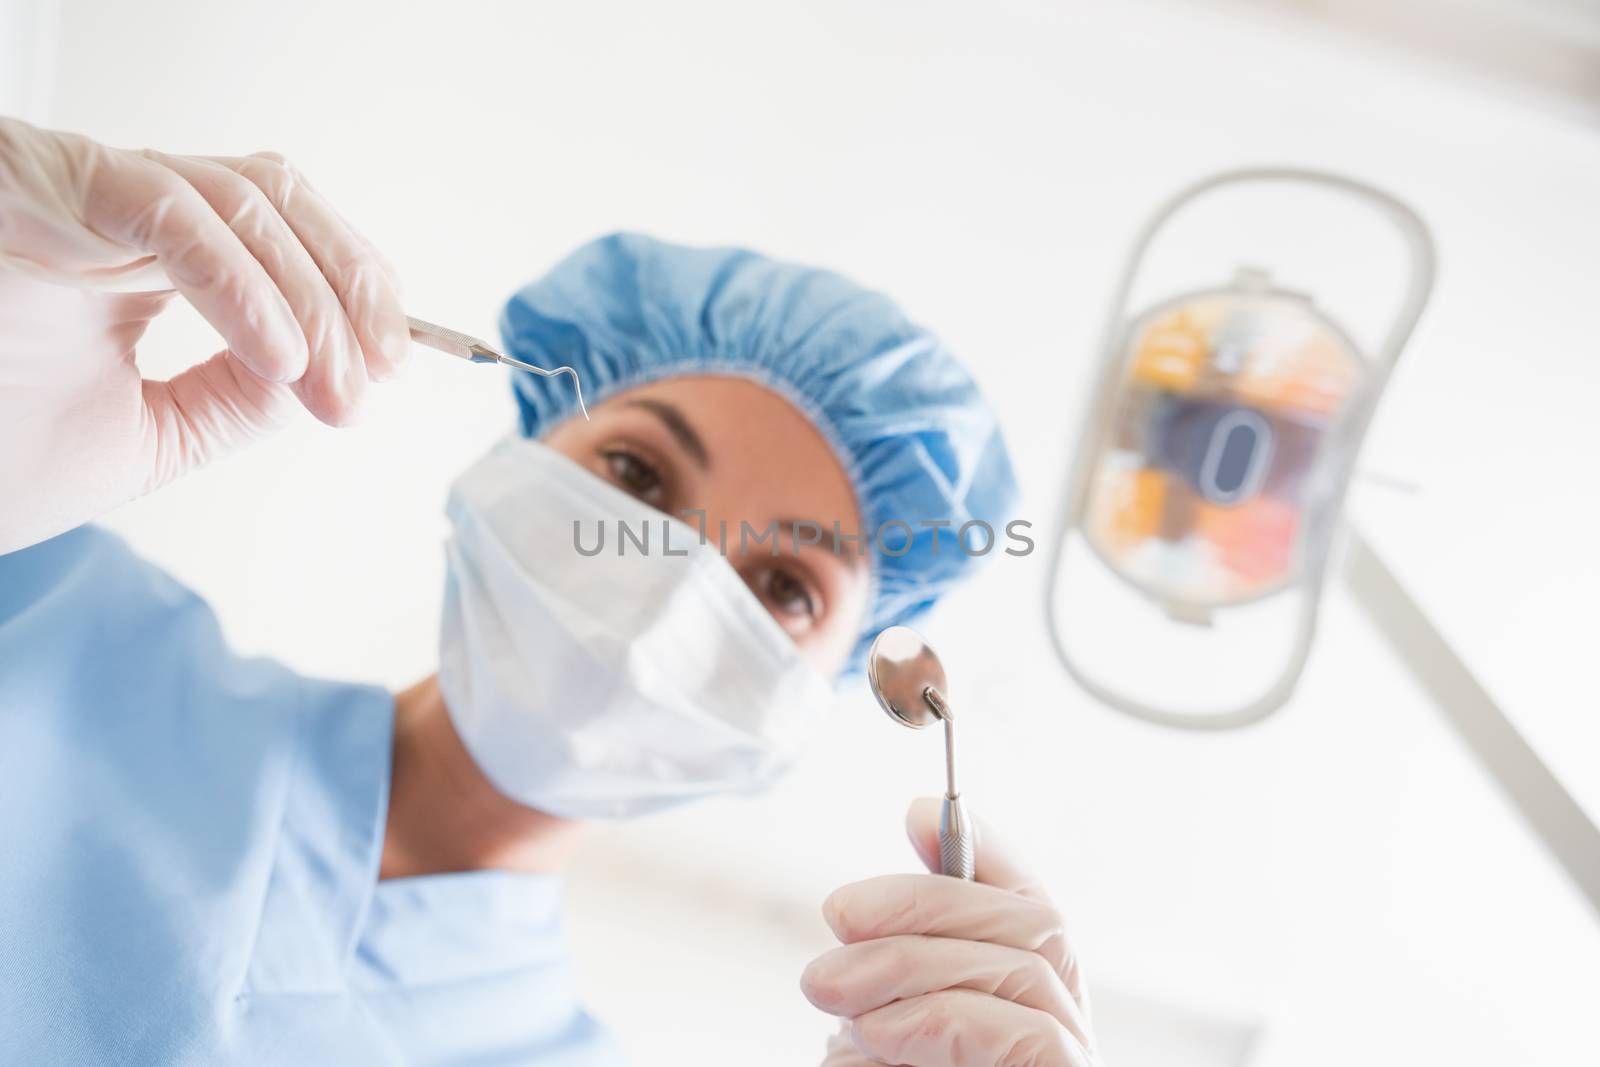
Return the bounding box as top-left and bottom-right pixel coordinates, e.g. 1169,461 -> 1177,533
801,798 -> 1098,1067
0,116 -> 408,554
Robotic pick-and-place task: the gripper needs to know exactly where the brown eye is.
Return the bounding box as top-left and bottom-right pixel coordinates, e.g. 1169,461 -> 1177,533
602,449 -> 665,505
756,568 -> 819,622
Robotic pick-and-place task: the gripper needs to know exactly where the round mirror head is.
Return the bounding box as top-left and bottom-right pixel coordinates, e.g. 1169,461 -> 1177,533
867,625 -> 947,729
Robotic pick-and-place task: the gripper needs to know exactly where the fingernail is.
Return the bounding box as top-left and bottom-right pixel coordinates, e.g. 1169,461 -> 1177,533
367,318 -> 412,383
799,960 -> 842,1011
386,322 -> 413,380
264,296 -> 309,382
820,891 -> 848,939
334,355 -> 370,425
333,393 -> 369,427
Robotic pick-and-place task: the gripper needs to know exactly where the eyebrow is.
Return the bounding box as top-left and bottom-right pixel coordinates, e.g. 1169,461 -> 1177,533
624,398 -> 710,470
776,519 -> 869,569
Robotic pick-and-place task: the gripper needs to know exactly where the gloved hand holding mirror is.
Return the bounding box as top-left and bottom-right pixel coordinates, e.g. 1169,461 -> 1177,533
804,799 -> 1098,1067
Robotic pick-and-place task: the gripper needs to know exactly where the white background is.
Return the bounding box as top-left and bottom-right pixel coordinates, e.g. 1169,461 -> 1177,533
5,1 -> 1598,1064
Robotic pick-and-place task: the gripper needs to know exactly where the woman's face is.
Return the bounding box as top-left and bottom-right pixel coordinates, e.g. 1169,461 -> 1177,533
543,375 -> 870,677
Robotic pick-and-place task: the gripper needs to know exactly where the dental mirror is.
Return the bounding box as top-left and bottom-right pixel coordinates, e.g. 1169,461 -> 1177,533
867,626 -> 975,880
867,625 -> 948,728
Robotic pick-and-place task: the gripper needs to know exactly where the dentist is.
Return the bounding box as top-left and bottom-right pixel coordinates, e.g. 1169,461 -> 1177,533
0,120 -> 1097,1067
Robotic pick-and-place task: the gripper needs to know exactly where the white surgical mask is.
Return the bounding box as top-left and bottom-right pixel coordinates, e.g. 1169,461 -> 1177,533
438,436 -> 833,819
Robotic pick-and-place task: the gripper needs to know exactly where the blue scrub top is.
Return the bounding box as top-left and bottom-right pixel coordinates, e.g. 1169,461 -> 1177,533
0,526 -> 622,1066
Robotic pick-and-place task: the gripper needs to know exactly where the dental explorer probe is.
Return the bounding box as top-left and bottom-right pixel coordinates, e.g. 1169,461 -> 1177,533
69,264 -> 587,418
867,626 -> 976,880
407,316 -> 590,420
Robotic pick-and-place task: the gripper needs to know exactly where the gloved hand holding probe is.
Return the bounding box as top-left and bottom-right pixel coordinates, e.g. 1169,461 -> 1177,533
0,116 -> 408,554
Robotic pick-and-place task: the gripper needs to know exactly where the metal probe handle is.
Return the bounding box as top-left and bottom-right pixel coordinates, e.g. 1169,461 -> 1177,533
940,794 -> 975,881
406,316 -> 590,419
925,687 -> 975,880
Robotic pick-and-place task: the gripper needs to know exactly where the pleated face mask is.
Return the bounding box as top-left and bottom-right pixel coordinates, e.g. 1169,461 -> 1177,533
438,436 -> 833,819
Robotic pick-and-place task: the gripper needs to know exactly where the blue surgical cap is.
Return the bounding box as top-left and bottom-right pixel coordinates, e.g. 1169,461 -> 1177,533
503,232 -> 1018,667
